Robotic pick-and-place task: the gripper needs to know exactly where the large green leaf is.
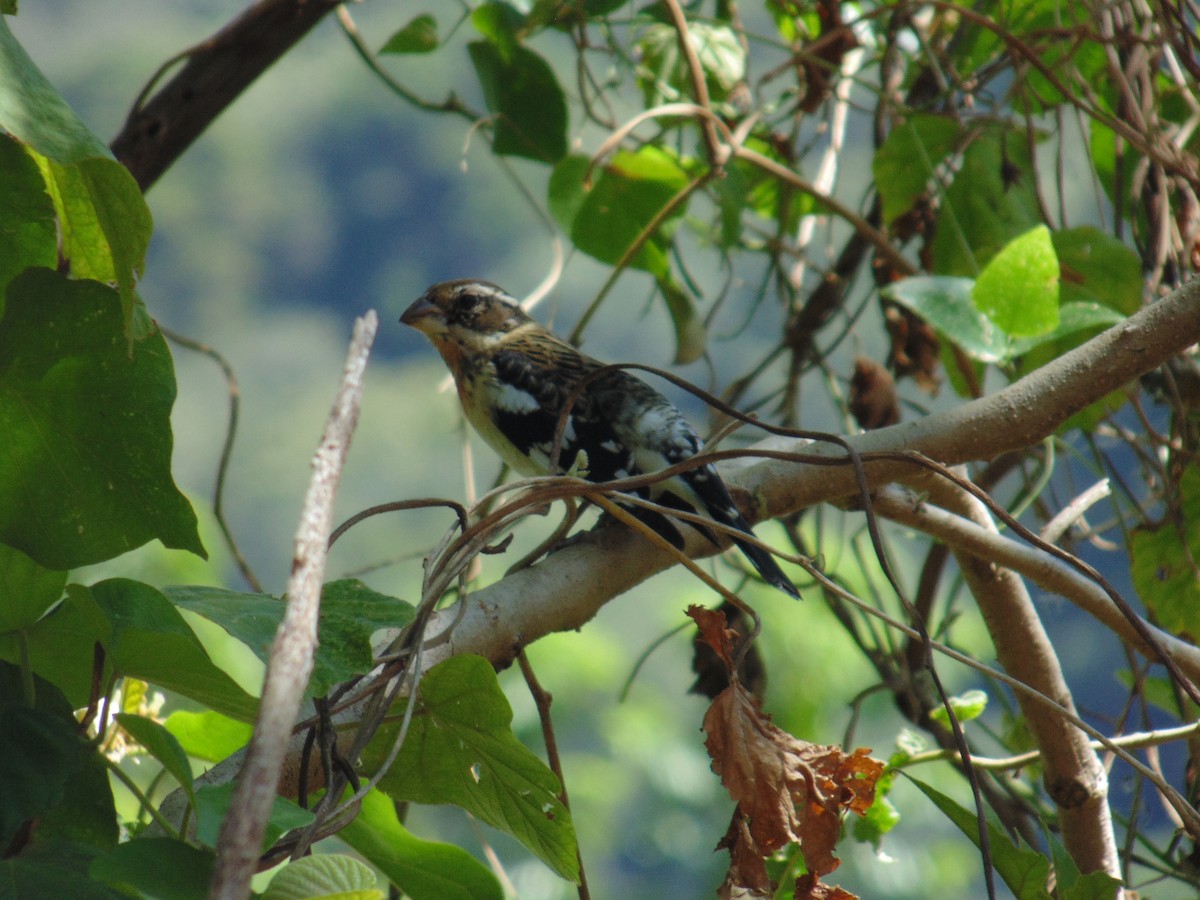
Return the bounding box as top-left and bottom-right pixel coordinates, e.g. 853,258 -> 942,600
0,541 -> 66,633
0,660 -> 115,852
341,787 -> 503,900
930,128 -> 1042,276
90,839 -> 214,900
468,40 -> 566,162
0,580 -> 258,718
1052,226 -> 1141,315
873,115 -> 962,225
164,579 -> 415,697
908,776 -> 1052,899
972,225 -> 1060,337
369,654 -> 579,882
0,269 -> 205,568
549,147 -> 691,275
0,132 -> 56,292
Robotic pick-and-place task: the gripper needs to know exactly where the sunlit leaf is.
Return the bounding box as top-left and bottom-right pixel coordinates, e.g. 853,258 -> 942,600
0,16 -> 110,162
369,655 -> 579,881
262,854 -> 382,900
163,709 -> 253,763
909,776 -> 1052,899
549,146 -> 691,275
340,788 -> 504,900
114,713 -> 195,806
972,225 -> 1059,337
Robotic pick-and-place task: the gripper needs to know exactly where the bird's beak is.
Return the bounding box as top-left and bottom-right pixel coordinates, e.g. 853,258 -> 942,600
400,295 -> 439,329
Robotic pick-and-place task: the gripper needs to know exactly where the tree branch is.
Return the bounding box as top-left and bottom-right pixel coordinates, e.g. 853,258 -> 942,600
208,311 -> 376,899
111,0 -> 342,191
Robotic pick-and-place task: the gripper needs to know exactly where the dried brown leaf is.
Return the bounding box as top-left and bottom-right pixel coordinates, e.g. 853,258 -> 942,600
687,603 -> 737,671
849,357 -> 900,430
703,681 -> 884,888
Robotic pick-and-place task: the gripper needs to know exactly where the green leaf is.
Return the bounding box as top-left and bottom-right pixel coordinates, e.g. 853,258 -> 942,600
90,839 -> 215,900
380,14 -> 440,54
114,712 -> 195,806
34,153 -> 154,324
928,689 -> 989,727
972,225 -> 1060,337
931,129 -> 1042,276
0,685 -> 87,850
0,269 -> 205,568
262,854 -> 382,900
369,655 -> 579,882
163,709 -> 253,762
1050,830 -> 1122,900
1052,226 -> 1141,315
164,579 -> 414,697
468,41 -> 567,162
0,542 -> 66,633
471,2 -> 525,58
193,782 -> 314,851
883,276 -> 1010,363
550,146 -> 691,275
341,787 -> 502,900
0,579 -> 259,718
908,776 -> 1053,899
873,115 -> 962,225
0,16 -> 111,163
0,850 -> 126,900
1131,467 -> 1200,636
0,133 -> 56,292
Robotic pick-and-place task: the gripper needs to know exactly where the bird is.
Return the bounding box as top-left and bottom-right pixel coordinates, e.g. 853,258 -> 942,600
400,279 -> 800,599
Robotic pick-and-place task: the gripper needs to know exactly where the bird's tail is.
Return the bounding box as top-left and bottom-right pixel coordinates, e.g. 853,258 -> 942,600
731,533 -> 802,599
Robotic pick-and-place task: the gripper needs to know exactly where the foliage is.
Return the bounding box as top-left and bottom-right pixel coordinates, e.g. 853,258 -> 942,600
2,1 -> 1200,898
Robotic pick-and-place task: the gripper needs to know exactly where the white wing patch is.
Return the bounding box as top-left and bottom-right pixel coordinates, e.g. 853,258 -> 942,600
493,381 -> 541,414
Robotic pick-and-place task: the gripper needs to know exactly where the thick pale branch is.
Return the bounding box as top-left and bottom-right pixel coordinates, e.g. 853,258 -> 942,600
921,479 -> 1120,882
208,312 -> 376,899
418,278 -> 1200,670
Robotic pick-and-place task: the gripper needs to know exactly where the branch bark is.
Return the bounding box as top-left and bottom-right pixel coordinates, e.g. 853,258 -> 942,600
111,0 -> 342,191
208,312 -> 376,899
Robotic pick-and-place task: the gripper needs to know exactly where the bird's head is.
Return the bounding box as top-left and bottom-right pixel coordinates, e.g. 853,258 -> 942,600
401,280 -> 532,347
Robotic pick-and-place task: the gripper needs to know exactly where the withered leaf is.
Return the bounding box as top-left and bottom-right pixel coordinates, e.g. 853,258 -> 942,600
703,681 -> 884,885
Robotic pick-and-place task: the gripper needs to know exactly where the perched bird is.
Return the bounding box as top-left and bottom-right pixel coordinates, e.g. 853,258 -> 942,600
401,279 -> 800,598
